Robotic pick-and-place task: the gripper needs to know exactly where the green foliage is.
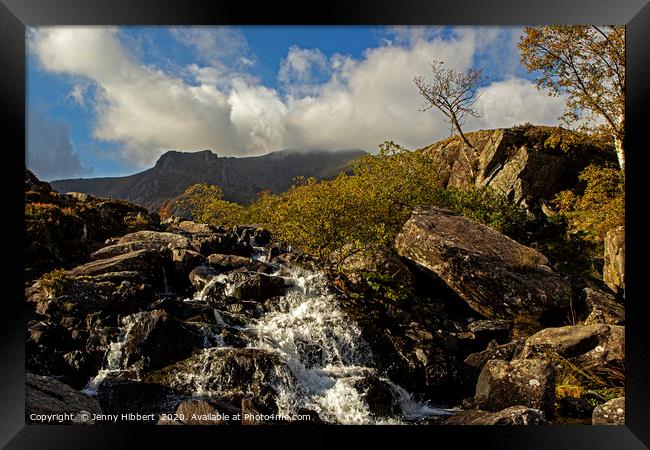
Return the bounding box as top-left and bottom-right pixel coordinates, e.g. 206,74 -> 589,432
552,164 -> 624,241
362,271 -> 412,302
512,123 -> 612,153
40,269 -> 75,298
180,141 -> 530,275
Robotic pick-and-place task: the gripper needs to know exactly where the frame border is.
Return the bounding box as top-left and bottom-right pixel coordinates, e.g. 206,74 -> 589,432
3,1 -> 649,447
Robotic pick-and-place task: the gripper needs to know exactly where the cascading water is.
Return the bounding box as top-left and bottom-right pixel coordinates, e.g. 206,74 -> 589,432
238,265 -> 453,424
84,249 -> 454,424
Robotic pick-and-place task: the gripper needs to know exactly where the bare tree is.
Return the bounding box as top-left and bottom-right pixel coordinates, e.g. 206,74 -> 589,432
414,61 -> 488,177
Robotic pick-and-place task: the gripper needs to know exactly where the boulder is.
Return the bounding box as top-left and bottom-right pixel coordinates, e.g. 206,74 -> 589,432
352,376 -> 401,419
603,226 -> 624,295
232,273 -> 285,301
26,372 -> 102,423
443,405 -> 547,425
171,249 -> 206,291
207,254 -> 274,274
120,310 -> 213,372
144,348 -> 295,411
464,339 -> 523,372
189,265 -> 218,291
339,247 -> 415,290
395,206 -> 572,322
518,324 -> 625,369
191,233 -> 237,256
592,396 -> 625,425
474,359 -> 556,416
69,249 -> 170,291
90,242 -> 164,261
176,221 -> 215,234
118,230 -> 191,251
579,287 -> 624,325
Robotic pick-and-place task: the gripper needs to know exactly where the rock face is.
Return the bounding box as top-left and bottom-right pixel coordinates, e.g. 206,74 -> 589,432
518,324 -> 625,369
207,254 -> 274,274
395,206 -> 572,322
592,396 -> 625,425
444,405 -> 547,425
420,126 -> 615,211
579,287 -> 625,325
603,226 -> 624,295
26,372 -> 102,423
474,359 -> 556,416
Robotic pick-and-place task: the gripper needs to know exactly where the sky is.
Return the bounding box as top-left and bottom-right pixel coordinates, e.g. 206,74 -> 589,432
26,26 -> 569,181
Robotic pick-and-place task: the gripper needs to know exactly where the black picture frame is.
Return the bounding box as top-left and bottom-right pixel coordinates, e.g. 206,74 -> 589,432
3,0 -> 649,448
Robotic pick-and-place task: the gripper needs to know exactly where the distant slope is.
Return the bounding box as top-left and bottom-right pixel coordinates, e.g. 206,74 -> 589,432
51,148 -> 367,211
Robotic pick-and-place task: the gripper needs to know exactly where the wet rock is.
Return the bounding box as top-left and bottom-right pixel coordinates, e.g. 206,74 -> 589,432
395,206 -> 572,322
97,378 -> 181,419
144,348 -> 295,411
252,228 -> 272,246
232,273 -> 285,301
592,396 -> 625,425
352,376 -> 401,419
171,249 -> 206,291
207,254 -> 274,274
188,265 -> 219,291
26,372 -> 102,423
474,359 -> 556,416
603,226 -> 624,295
558,396 -> 594,418
121,310 -> 213,372
518,324 -> 625,369
90,242 -> 165,260
191,233 -> 236,256
443,405 -> 547,425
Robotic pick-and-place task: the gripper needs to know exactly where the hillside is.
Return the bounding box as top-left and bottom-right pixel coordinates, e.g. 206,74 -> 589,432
51,148 -> 367,212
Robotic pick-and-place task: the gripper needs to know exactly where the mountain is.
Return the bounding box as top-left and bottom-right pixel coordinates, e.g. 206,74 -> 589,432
50,148 -> 367,212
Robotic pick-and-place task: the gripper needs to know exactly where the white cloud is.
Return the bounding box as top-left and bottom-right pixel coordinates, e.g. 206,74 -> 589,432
30,26 -> 566,171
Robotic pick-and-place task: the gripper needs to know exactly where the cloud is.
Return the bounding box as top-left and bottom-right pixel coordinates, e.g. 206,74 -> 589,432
29,26 -> 567,170
26,109 -> 92,181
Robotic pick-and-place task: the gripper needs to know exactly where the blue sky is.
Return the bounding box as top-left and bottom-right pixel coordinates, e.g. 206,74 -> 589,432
27,26 -> 564,181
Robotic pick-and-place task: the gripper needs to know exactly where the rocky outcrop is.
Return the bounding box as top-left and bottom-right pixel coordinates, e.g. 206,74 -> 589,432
474,359 -> 556,416
518,324 -> 625,369
592,396 -> 625,425
443,405 -> 547,425
603,226 -> 624,295
420,126 -> 615,211
579,287 -> 624,325
25,169 -> 161,279
26,372 -> 102,423
395,206 -> 572,322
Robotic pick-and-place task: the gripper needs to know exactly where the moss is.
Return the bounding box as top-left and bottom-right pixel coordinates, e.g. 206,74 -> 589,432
40,269 -> 75,298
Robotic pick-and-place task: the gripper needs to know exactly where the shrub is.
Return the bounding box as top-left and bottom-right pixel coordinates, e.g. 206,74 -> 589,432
180,141 -> 530,275
552,164 -> 624,241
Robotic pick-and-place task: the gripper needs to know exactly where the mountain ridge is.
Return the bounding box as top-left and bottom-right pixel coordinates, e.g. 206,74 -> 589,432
50,148 -> 367,212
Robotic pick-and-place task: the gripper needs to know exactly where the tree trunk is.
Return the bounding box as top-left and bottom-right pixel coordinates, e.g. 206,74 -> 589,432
614,134 -> 625,174
451,115 -> 476,179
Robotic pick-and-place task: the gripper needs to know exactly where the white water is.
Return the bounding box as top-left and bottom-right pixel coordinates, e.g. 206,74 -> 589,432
237,265 -> 453,424
85,256 -> 454,424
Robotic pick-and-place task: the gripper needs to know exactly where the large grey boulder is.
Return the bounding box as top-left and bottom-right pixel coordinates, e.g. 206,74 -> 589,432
518,324 -> 625,369
580,287 -> 624,325
395,206 -> 572,321
118,230 -> 192,251
474,359 -> 556,416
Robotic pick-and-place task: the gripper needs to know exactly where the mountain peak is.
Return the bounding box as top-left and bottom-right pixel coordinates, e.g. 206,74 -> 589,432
155,149 -> 217,169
